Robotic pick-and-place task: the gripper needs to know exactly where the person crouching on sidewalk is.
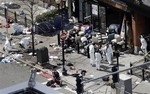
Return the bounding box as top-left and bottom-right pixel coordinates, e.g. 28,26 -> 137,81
46,70 -> 62,87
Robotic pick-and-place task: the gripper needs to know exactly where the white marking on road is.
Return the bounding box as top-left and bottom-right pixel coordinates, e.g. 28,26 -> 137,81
64,86 -> 76,94
41,82 -> 47,85
53,87 -> 61,90
36,72 -> 40,75
135,81 -> 141,85
48,78 -> 53,80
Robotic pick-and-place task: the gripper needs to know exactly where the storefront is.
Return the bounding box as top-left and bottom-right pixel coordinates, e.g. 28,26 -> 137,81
80,0 -> 131,50
81,0 -> 106,33
79,0 -> 150,53
123,0 -> 150,52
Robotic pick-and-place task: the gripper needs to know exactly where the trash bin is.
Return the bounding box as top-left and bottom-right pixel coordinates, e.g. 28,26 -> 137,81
118,74 -> 132,94
36,47 -> 49,65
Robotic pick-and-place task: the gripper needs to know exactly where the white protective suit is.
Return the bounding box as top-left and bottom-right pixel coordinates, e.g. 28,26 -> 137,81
19,37 -> 30,49
81,36 -> 87,43
106,44 -> 113,65
140,35 -> 148,54
4,37 -> 12,53
95,52 -> 102,70
100,45 -> 107,61
89,44 -> 95,66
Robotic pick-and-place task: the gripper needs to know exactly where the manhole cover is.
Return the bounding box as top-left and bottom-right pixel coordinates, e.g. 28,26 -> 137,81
4,3 -> 21,9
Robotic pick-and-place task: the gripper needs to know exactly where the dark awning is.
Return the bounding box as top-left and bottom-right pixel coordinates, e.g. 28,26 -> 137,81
84,0 -> 128,12
121,0 -> 150,18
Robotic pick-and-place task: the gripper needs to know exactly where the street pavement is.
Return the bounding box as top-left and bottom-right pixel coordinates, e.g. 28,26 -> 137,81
0,2 -> 150,94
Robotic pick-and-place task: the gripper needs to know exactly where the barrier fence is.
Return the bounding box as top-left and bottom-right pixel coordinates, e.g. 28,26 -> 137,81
129,52 -> 150,81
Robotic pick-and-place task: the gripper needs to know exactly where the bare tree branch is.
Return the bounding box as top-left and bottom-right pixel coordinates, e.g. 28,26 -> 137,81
33,5 -> 39,15
23,7 -> 31,15
21,0 -> 32,9
20,0 -> 41,23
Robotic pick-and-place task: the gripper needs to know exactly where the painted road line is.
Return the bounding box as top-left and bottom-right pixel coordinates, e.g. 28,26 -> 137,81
64,86 -> 76,94
41,82 -> 47,85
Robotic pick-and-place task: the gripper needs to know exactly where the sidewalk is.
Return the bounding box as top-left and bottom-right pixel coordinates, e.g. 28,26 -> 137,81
59,52 -> 149,94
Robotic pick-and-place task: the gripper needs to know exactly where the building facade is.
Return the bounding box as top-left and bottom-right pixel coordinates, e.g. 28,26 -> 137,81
45,0 -> 150,53
77,0 -> 150,53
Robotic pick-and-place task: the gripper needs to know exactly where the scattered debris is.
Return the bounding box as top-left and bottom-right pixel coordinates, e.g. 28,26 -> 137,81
0,57 -> 14,63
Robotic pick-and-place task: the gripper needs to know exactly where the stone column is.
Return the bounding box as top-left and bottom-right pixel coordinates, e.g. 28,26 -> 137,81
132,12 -> 145,53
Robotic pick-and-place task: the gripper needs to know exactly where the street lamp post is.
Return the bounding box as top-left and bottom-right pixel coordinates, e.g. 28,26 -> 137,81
3,6 -> 9,36
116,51 -> 120,68
61,39 -> 67,75
56,0 -> 68,75
24,15 -> 27,27
56,0 -> 61,46
30,1 -> 35,56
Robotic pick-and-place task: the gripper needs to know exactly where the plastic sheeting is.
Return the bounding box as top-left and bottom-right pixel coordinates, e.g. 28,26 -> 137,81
0,57 -> 14,63
19,37 -> 30,49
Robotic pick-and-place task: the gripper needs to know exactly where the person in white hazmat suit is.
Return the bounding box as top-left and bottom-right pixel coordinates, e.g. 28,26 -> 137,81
95,50 -> 102,70
140,35 -> 148,54
4,36 -> 12,54
19,37 -> 30,49
106,43 -> 113,65
89,43 -> 95,66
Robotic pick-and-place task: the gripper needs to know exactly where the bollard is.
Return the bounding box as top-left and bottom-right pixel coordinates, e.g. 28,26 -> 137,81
144,57 -> 147,62
24,15 -> 27,27
112,66 -> 119,83
142,69 -> 145,81
77,42 -> 80,54
57,34 -> 60,45
144,57 -> 148,69
130,63 -> 133,75
115,51 -> 120,69
14,11 -> 17,23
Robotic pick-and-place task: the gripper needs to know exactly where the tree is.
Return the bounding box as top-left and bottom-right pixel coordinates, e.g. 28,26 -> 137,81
19,0 -> 41,56
35,9 -> 57,23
